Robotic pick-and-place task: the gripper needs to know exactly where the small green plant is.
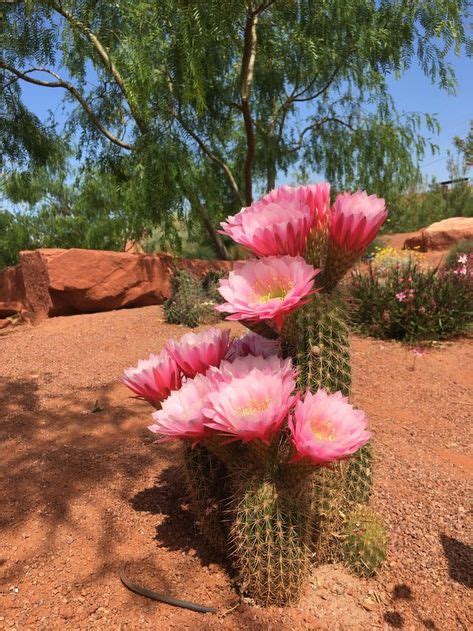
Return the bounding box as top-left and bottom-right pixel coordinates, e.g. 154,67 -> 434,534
350,259 -> 472,342
201,269 -> 226,304
341,504 -> 387,577
163,269 -> 223,327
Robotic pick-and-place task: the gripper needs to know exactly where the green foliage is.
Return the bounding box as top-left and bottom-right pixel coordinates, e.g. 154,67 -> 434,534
1,0 -> 471,254
341,505 -> 387,577
386,182 -> 473,233
444,239 -> 473,270
141,221 -> 216,260
0,209 -> 35,268
453,120 -> 473,170
350,260 -> 473,342
0,161 -> 134,269
163,269 -> 220,328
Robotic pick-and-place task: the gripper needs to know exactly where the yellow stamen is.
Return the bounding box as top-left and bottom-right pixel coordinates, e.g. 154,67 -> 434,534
238,398 -> 271,416
310,418 -> 335,441
255,281 -> 293,303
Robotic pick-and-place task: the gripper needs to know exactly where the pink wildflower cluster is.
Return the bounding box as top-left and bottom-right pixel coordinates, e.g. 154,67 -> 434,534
453,252 -> 471,277
122,327 -> 370,464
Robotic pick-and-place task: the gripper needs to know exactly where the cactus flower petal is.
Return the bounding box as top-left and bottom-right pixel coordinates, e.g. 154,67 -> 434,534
216,255 -> 319,331
122,350 -> 181,406
203,357 -> 297,443
220,183 -> 330,257
166,327 -> 231,378
148,374 -> 214,442
288,389 -> 371,465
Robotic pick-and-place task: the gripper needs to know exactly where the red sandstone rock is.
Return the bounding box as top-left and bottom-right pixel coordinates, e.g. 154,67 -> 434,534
404,217 -> 473,251
3,248 -> 233,321
0,263 -> 28,317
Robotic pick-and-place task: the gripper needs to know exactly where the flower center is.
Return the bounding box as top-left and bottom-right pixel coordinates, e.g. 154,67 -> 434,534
255,281 -> 293,303
237,397 -> 271,416
310,418 -> 335,441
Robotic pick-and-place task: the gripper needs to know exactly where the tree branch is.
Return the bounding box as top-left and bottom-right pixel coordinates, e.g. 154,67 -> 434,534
289,117 -> 357,152
0,61 -> 134,151
181,183 -> 229,260
176,114 -> 243,206
51,1 -> 149,136
240,1 -> 268,205
270,53 -> 353,131
165,74 -> 243,206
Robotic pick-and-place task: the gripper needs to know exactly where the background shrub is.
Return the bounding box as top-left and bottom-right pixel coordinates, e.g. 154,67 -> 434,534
370,245 -> 425,276
444,239 -> 473,270
386,182 -> 473,233
163,269 -> 222,328
349,259 -> 472,342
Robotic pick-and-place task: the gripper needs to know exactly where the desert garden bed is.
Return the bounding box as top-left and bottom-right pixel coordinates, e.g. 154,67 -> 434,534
0,305 -> 471,630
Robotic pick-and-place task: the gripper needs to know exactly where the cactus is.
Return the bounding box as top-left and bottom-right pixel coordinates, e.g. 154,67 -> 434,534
312,461 -> 348,562
164,269 -> 219,327
345,442 -> 373,506
341,504 -> 387,577
282,292 -> 351,396
281,293 -> 377,565
229,461 -> 314,606
182,443 -> 228,554
201,269 -> 226,304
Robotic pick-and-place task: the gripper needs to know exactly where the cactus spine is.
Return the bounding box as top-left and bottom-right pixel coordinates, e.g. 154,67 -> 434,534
341,504 -> 387,577
229,460 -> 314,606
182,444 -> 228,554
164,269 -> 221,327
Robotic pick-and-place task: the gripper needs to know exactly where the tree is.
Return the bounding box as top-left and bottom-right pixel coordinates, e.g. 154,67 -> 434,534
453,120 -> 473,169
1,1 -> 471,257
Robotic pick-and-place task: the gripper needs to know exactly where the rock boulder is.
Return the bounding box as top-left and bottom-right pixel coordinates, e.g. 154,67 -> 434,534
0,248 -> 233,323
404,217 -> 473,251
0,263 -> 28,318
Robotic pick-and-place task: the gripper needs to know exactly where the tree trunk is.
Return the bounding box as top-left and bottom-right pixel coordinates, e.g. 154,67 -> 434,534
193,200 -> 229,260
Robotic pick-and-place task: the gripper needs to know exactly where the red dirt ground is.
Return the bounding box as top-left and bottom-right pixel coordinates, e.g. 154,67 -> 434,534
0,307 -> 471,630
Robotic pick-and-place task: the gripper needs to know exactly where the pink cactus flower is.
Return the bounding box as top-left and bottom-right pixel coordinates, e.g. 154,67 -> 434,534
330,190 -> 387,254
226,331 -> 280,361
216,256 -> 319,331
395,291 -> 407,302
211,354 -> 296,388
288,389 -> 371,465
306,182 -> 331,231
219,183 -> 330,257
203,363 -> 297,443
122,350 -> 181,406
166,327 -> 231,378
148,374 -> 214,442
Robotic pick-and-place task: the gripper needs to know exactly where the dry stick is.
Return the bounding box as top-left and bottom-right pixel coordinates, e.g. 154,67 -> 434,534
119,562 -> 218,614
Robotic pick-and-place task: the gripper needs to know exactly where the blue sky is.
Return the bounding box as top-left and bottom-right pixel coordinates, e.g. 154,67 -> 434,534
17,51 -> 473,184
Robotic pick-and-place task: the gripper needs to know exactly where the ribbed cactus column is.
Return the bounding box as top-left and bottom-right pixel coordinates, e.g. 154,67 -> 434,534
281,292 -> 374,565
182,443 -> 228,554
229,455 -> 315,606
282,292 -> 351,396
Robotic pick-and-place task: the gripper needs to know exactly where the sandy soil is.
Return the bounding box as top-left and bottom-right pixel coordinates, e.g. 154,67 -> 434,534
0,306 -> 471,630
